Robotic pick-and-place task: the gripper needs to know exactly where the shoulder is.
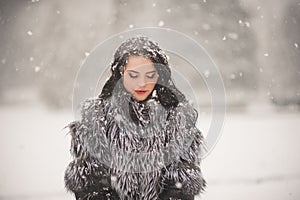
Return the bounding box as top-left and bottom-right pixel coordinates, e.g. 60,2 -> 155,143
80,97 -> 109,114
67,97 -> 111,156
169,100 -> 198,123
79,97 -> 111,123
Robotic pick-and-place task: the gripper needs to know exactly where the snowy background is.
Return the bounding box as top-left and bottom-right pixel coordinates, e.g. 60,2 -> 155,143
0,0 -> 300,199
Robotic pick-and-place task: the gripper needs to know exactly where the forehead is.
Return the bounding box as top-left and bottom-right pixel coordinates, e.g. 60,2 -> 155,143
125,56 -> 155,72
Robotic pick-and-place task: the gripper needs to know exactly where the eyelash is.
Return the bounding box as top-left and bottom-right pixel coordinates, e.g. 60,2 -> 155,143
147,74 -> 156,79
128,73 -> 156,79
129,73 -> 138,78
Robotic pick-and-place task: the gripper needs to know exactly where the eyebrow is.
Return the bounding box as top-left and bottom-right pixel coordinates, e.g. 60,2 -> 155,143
127,70 -> 157,74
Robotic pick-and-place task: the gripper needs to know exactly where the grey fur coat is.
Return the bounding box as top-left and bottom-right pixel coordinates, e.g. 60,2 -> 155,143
64,90 -> 206,200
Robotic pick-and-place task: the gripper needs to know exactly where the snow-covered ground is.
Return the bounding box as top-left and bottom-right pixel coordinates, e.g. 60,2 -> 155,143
0,103 -> 299,200
200,109 -> 300,200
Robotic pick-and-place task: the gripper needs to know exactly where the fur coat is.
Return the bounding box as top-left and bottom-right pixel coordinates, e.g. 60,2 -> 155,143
64,89 -> 206,200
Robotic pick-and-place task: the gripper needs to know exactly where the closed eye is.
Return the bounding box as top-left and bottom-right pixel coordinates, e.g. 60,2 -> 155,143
146,72 -> 156,79
129,72 -> 138,78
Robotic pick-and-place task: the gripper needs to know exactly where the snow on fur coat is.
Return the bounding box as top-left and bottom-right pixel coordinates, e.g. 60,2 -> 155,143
64,89 -> 206,200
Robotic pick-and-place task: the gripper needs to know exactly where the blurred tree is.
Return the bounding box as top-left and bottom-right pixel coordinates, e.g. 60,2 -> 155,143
270,0 -> 300,106
193,0 -> 258,107
0,0 -> 115,108
0,0 -> 30,102
0,0 -> 258,109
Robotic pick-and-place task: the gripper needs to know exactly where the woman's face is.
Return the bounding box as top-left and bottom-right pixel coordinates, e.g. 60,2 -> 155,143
123,56 -> 158,101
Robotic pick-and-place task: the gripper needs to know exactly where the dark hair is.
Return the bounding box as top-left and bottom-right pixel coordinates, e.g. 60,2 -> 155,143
99,36 -> 186,109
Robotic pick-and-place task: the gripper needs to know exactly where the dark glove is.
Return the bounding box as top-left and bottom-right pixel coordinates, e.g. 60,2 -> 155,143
159,160 -> 206,199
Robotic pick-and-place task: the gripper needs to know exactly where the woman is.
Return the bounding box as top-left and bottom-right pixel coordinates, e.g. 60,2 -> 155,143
64,36 -> 206,200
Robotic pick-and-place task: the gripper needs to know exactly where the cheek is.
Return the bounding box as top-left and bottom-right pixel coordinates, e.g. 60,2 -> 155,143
146,80 -> 157,91
123,77 -> 135,92
149,77 -> 158,87
147,82 -> 156,89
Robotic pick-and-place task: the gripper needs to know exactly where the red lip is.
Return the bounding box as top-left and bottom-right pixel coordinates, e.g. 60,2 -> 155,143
135,90 -> 148,94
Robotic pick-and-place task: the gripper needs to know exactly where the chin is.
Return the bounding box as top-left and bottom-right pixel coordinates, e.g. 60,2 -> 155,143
135,97 -> 147,101
134,95 -> 149,101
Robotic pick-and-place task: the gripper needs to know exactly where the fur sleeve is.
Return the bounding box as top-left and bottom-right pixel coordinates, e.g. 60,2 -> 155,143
64,98 -> 113,196
161,101 -> 206,197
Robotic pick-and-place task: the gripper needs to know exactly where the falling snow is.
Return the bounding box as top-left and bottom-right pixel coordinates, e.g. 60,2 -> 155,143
34,66 -> 40,72
158,20 -> 164,27
230,73 -> 236,80
175,182 -> 182,189
111,175 -> 117,182
238,20 -> 251,27
228,32 -> 239,40
204,69 -> 210,78
0,1 -> 299,199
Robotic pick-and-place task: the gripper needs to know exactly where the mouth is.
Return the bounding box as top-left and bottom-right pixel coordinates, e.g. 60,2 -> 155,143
135,90 -> 148,95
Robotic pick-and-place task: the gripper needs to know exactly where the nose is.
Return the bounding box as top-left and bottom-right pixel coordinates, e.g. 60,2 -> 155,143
137,77 -> 146,87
